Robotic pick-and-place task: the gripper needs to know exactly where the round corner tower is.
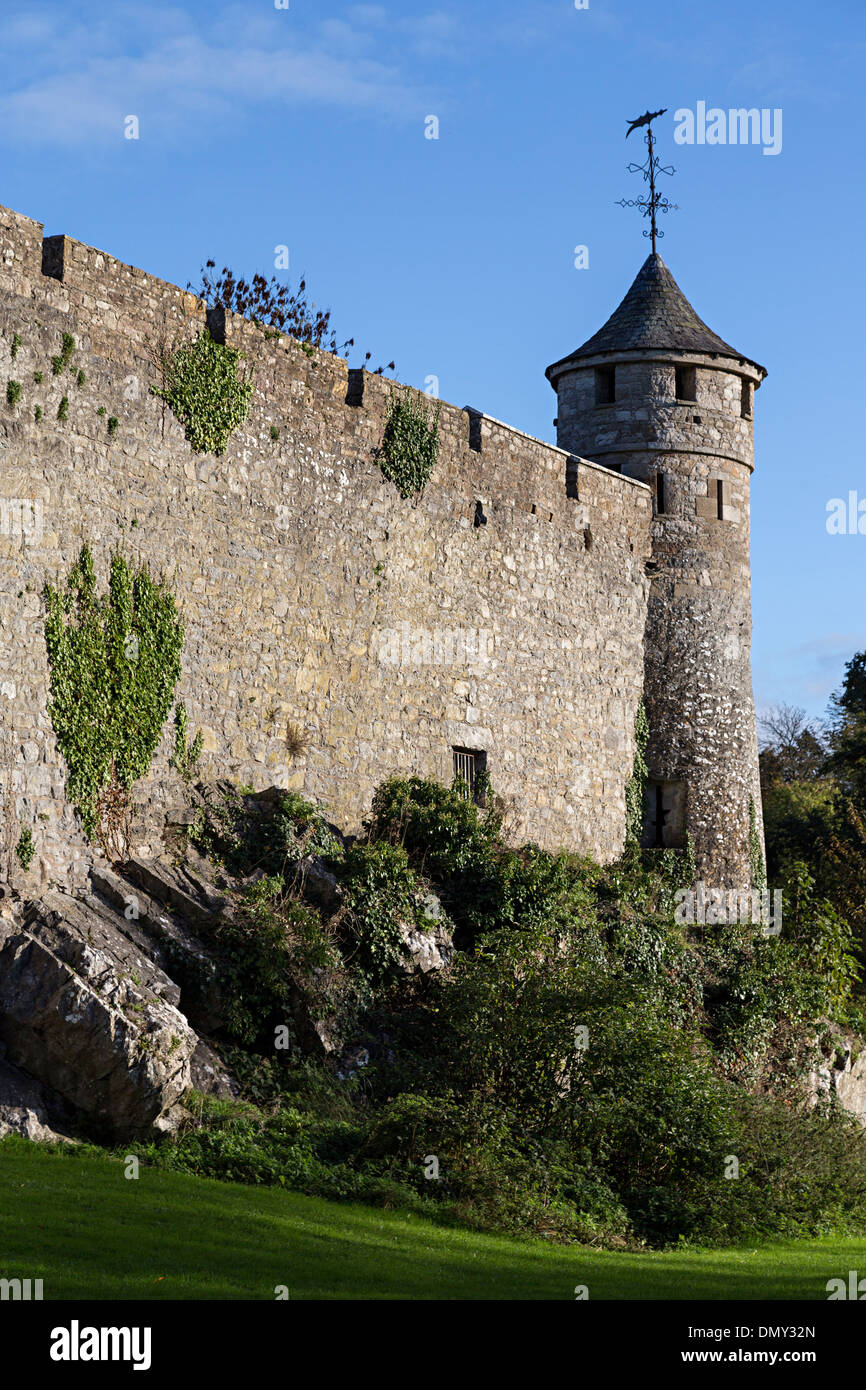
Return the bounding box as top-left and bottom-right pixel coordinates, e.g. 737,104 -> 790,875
546,253 -> 766,887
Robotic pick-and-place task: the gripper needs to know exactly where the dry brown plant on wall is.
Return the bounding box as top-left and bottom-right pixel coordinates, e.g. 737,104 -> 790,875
285,720 -> 310,761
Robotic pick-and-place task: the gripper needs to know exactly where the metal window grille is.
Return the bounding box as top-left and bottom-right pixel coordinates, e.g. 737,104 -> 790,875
454,749 -> 476,797
453,748 -> 485,801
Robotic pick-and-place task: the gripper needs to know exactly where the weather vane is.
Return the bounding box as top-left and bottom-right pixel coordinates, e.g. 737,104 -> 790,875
616,108 -> 678,254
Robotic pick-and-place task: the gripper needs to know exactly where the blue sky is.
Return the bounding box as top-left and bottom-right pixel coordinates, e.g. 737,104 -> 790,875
0,0 -> 863,724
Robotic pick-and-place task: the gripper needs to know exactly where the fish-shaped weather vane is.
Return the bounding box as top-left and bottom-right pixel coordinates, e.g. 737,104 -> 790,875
626,107 -> 667,138
617,109 -> 678,253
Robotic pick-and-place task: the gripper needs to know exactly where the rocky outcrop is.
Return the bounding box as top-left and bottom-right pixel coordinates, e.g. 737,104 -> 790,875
0,891 -> 197,1136
809,1032 -> 866,1126
189,1039 -> 238,1100
0,1058 -> 78,1144
400,891 -> 454,975
88,861 -> 225,1033
0,782 -> 455,1134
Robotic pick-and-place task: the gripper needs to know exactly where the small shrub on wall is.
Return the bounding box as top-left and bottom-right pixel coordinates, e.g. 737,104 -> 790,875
152,330 -> 252,455
378,387 -> 440,498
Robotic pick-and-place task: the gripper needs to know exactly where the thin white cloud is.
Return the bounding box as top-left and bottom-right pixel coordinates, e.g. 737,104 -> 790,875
755,632 -> 866,715
0,3 -> 445,147
348,5 -> 388,26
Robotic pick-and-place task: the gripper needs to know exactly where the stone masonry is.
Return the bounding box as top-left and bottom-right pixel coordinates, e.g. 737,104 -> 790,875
547,253 -> 767,886
0,204 -> 655,889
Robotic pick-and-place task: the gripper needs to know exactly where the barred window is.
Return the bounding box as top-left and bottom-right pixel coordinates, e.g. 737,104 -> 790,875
453,747 -> 487,802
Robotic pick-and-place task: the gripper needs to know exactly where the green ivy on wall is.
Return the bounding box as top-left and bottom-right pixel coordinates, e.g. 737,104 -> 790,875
151,330 -> 252,455
170,702 -> 203,782
43,545 -> 185,861
51,332 -> 75,376
749,794 -> 767,892
378,386 -> 440,498
624,700 -> 649,850
15,828 -> 35,872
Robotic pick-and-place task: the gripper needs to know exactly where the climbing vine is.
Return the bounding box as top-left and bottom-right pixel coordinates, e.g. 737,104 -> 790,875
15,828 -> 35,872
378,387 -> 440,498
51,332 -> 75,376
151,330 -> 252,455
749,794 -> 767,891
43,545 -> 185,861
170,702 -> 203,782
624,700 -> 649,850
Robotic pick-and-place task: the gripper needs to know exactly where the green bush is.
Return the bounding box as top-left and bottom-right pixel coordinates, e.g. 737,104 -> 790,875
144,773 -> 866,1249
377,388 -> 440,498
367,776 -> 589,942
209,875 -> 345,1048
191,785 -> 343,882
339,842 -> 420,985
152,330 -> 252,455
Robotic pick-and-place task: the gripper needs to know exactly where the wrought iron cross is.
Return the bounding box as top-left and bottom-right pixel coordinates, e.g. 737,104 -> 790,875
616,109 -> 678,254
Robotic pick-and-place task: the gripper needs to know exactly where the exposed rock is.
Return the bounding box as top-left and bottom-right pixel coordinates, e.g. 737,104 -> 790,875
0,1059 -> 78,1144
336,1045 -> 369,1081
89,863 -> 224,1032
0,890 -> 197,1136
293,855 -> 343,915
164,806 -> 201,828
151,1103 -> 189,1134
810,1031 -> 866,1126
399,892 -> 454,974
291,996 -> 344,1058
189,1039 -> 238,1100
122,855 -> 235,933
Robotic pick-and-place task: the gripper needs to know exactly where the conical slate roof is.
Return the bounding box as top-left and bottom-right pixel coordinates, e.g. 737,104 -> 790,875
546,253 -> 765,382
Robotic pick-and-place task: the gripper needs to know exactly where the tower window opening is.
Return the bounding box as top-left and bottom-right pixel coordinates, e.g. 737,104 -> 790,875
675,365 -> 697,402
740,379 -> 752,418
641,780 -> 685,849
594,365 -> 616,405
453,747 -> 487,803
653,783 -> 665,847
716,478 -> 726,520
655,471 -> 666,516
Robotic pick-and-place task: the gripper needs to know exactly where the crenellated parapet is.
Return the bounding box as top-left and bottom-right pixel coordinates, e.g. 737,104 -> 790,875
0,204 -> 653,887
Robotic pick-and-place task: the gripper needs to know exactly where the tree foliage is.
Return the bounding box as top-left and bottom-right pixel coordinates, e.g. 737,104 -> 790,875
192,261 -> 395,375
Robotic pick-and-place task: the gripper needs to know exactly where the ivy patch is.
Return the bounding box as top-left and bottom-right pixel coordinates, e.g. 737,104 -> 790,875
378,386 -> 440,498
152,330 -> 252,455
624,701 -> 649,850
43,545 -> 185,860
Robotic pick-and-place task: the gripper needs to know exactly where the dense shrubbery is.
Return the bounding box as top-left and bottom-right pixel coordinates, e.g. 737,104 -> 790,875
368,775 -> 593,944
761,656 -> 866,966
130,770 -> 866,1249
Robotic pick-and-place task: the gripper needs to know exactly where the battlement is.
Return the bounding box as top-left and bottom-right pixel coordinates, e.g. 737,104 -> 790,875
0,202 -> 653,883
0,203 -> 652,523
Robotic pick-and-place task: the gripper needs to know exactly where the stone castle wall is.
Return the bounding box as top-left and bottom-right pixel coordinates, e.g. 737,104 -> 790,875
0,205 -> 652,887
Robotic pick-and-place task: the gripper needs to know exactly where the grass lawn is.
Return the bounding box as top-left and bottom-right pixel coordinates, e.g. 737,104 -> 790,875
0,1136 -> 862,1300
